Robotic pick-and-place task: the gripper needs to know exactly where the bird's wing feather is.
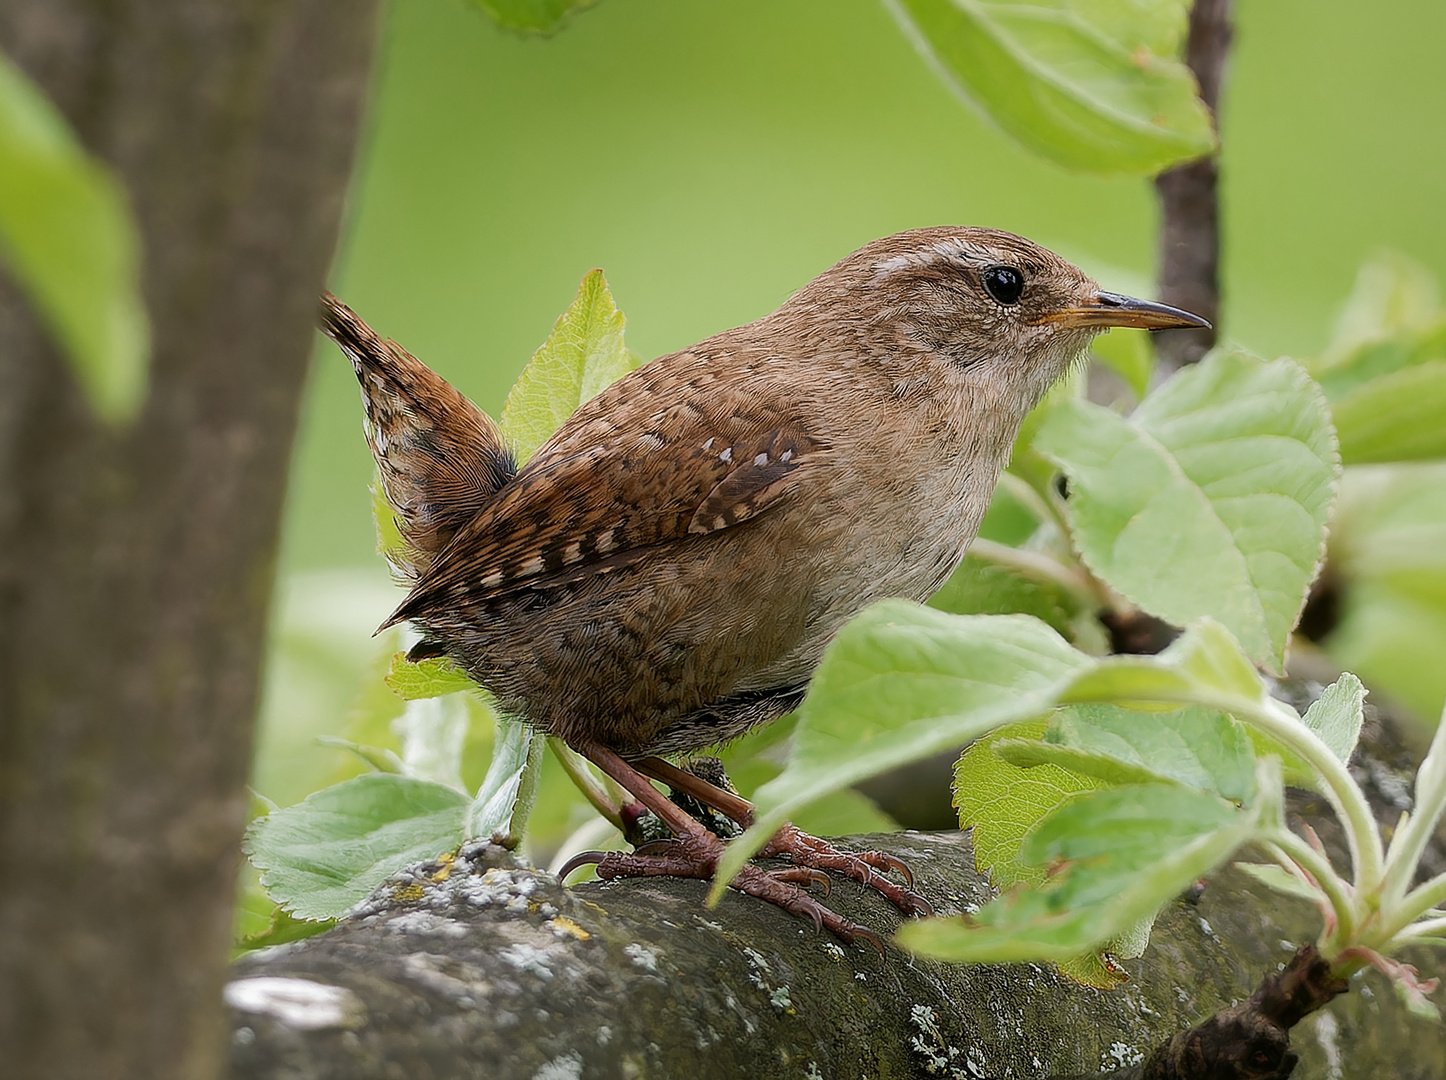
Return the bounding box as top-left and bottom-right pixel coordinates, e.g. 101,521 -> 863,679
382,364 -> 827,628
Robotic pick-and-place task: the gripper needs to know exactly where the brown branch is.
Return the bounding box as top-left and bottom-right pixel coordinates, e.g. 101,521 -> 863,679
227,834 -> 1441,1079
1154,0 -> 1234,375
1082,946 -> 1350,1080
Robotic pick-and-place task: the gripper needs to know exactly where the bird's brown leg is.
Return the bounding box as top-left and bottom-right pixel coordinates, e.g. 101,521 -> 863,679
634,755 -> 933,917
560,742 -> 883,947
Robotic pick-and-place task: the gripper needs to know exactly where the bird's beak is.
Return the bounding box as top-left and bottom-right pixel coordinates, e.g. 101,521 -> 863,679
1035,291 -> 1211,331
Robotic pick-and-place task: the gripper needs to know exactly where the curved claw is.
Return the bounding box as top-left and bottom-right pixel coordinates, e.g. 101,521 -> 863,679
900,892 -> 934,917
872,853 -> 915,887
850,926 -> 886,957
557,850 -> 608,881
630,839 -> 677,858
769,866 -> 832,896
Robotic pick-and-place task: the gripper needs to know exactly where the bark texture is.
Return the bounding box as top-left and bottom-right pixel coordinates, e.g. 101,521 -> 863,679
227,832 -> 1444,1080
1154,0 -> 1232,374
0,4 -> 380,1078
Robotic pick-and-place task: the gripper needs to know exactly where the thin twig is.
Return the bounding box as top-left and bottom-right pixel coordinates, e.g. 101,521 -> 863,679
1154,0 -> 1233,375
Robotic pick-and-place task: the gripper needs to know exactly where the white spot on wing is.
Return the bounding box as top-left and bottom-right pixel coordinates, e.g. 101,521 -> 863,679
719,448 -> 732,463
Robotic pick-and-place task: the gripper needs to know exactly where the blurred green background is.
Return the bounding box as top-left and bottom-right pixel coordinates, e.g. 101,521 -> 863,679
255,0 -> 1446,824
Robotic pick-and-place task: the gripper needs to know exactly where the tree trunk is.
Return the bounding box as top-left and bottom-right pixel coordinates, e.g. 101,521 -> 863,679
0,4 -> 380,1078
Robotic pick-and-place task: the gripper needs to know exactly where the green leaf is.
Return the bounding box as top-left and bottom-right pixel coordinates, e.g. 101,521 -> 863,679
1062,618 -> 1268,710
466,0 -> 599,35
928,552 -> 1078,639
1234,861 -> 1329,905
468,717 -> 544,843
244,774 -> 469,920
314,736 -> 405,775
1305,254 -> 1446,464
1326,464 -> 1446,722
899,783 -> 1257,961
885,0 -> 1215,176
1036,349 -> 1339,672
500,269 -> 640,463
1329,358 -> 1446,465
0,52 -> 148,423
236,906 -> 337,952
711,603 -> 1095,898
1055,915 -> 1153,988
955,719 -> 1108,889
1007,703 -> 1258,804
385,653 -> 481,700
1317,251 -> 1441,369
392,695 -> 471,791
1301,673 -> 1366,764
371,472 -> 409,566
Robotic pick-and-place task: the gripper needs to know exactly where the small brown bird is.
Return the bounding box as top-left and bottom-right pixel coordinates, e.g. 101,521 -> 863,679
320,227 -> 1207,943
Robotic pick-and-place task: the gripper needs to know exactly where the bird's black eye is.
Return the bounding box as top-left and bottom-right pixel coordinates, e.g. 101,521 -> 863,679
982,266 -> 1025,305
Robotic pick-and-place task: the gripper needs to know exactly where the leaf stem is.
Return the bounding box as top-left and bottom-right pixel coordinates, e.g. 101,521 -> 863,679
1380,703 -> 1446,909
499,729 -> 546,846
1237,694 -> 1385,894
1376,869 -> 1446,948
997,470 -> 1064,534
967,537 -> 1098,607
1262,832 -> 1357,946
548,736 -> 626,832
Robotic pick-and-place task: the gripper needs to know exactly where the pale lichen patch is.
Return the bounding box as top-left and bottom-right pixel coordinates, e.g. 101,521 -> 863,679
225,976 -> 366,1031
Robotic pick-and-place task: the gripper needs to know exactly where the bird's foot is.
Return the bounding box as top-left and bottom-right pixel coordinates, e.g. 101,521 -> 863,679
760,824 -> 934,917
559,828 -> 883,949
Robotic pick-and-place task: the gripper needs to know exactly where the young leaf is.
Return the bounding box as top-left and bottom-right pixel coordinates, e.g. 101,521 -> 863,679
392,695 -> 470,792
928,552 -> 1078,640
955,719 -> 1108,889
955,718 -> 1154,986
1300,673 -> 1366,765
500,269 -> 640,463
385,653 -> 480,700
1062,618 -> 1267,711
0,52 -> 149,423
1327,359 -> 1446,465
884,0 -> 1215,176
315,736 -> 405,775
1036,349 -> 1338,672
469,718 -> 544,843
1007,703 -> 1258,804
1305,254 -> 1446,463
1327,464 -> 1446,722
1234,862 -> 1329,905
711,604 -> 1095,898
467,0 -> 599,35
1317,251 -> 1440,369
371,471 -> 409,568
899,783 -> 1259,962
244,774 -> 469,920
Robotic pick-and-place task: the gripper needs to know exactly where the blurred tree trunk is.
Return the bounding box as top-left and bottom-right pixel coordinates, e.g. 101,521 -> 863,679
0,4 -> 380,1078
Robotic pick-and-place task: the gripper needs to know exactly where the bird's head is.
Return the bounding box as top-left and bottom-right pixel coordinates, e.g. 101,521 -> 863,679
788,226 -> 1209,412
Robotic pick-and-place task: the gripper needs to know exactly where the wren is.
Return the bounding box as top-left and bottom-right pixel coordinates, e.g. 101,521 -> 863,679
320,226 -> 1207,944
